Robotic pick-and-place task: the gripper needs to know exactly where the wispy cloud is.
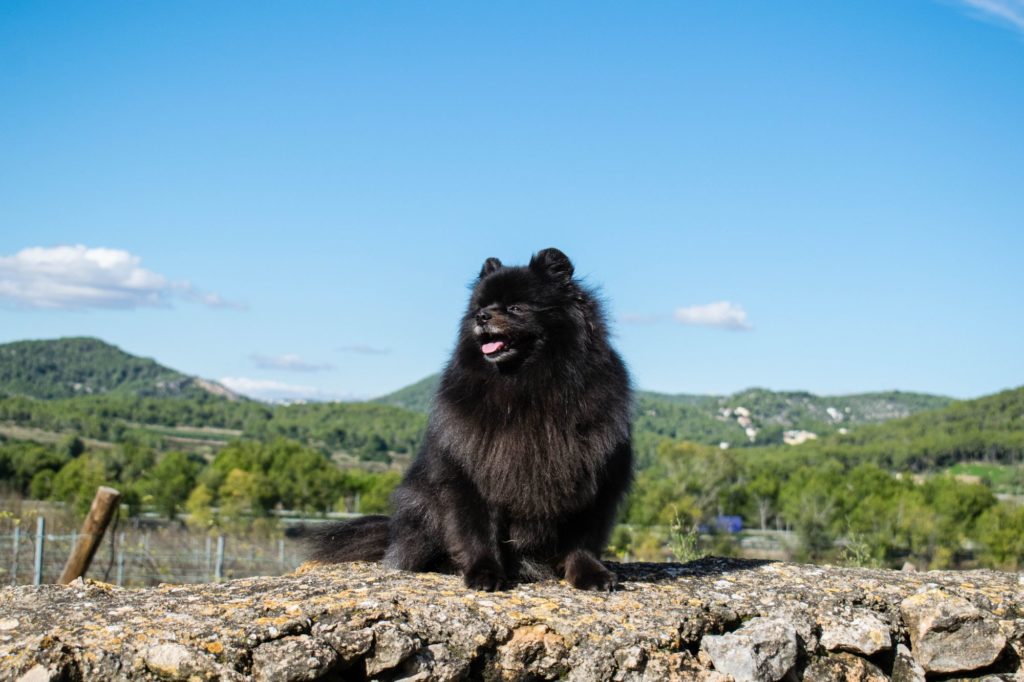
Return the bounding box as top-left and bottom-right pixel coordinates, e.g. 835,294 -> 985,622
337,343 -> 391,355
619,313 -> 664,325
673,301 -> 753,331
0,245 -> 244,311
954,0 -> 1024,33
219,377 -> 358,402
622,301 -> 753,330
179,288 -> 247,311
250,353 -> 334,372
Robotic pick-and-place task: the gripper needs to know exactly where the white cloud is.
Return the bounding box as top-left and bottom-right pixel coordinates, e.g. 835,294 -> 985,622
337,343 -> 391,355
673,301 -> 752,331
955,0 -> 1024,33
219,377 -> 358,402
251,353 -> 334,372
0,244 -> 243,310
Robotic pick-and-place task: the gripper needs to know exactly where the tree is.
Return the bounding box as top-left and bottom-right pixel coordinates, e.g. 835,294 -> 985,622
141,451 -> 200,520
747,470 -> 779,531
50,454 -> 108,515
61,434 -> 85,458
29,469 -> 55,499
779,461 -> 844,561
185,483 -> 216,532
217,468 -> 275,532
357,471 -> 400,513
976,503 -> 1024,570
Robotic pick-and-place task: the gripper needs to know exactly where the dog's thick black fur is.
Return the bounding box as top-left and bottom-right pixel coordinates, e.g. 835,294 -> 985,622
306,248 -> 632,591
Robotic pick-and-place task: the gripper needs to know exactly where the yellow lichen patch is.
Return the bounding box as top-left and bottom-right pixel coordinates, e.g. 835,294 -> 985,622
506,623 -> 567,648
254,615 -> 297,628
82,579 -> 118,592
204,641 -> 224,655
527,602 -> 560,618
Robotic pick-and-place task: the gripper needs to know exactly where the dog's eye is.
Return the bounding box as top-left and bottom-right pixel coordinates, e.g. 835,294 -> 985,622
507,305 -> 522,314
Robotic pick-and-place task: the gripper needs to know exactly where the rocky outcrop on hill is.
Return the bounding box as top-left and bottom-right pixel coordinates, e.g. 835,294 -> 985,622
0,558 -> 1021,681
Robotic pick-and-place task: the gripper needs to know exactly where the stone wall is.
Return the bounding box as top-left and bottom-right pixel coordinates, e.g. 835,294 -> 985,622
0,558 -> 1021,681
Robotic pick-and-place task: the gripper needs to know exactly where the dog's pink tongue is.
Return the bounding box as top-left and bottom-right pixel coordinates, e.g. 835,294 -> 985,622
482,340 -> 505,355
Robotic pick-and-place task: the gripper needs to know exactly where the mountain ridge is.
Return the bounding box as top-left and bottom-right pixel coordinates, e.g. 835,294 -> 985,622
0,337 -> 958,450
0,337 -> 240,401
373,373 -> 954,438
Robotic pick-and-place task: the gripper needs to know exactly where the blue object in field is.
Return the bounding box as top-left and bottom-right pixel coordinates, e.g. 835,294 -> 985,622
715,515 -> 743,533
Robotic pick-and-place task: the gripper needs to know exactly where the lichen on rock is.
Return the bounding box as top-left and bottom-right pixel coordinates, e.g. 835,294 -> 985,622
0,558 -> 1021,681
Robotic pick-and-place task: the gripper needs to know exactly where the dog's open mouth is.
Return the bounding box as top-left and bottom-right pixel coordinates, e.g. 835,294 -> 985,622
481,340 -> 505,355
479,335 -> 514,360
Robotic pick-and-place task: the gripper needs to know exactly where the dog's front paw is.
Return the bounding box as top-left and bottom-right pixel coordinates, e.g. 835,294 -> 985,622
464,558 -> 507,592
565,551 -> 618,591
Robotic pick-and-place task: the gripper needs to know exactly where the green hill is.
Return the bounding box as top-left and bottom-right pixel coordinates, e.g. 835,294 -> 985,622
372,374 -> 440,413
0,337 -> 237,400
634,390 -> 712,406
812,385 -> 1024,472
1,336 -> 1020,571
375,373 -> 952,444
0,337 -> 964,469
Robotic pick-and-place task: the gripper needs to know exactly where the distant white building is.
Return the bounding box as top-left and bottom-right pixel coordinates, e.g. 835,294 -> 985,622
783,430 -> 818,446
826,406 -> 844,422
734,406 -> 751,418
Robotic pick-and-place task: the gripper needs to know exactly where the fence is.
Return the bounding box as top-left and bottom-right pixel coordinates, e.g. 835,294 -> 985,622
0,518 -> 305,587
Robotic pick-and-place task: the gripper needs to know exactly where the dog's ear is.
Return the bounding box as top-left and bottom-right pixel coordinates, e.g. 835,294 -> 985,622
529,248 -> 574,283
479,257 -> 503,278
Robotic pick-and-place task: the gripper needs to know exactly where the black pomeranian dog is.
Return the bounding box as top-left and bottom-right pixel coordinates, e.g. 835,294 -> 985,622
306,248 -> 632,591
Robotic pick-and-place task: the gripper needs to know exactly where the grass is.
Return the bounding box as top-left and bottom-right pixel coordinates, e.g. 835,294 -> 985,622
0,423 -> 114,449
134,424 -> 242,441
946,461 -> 1024,494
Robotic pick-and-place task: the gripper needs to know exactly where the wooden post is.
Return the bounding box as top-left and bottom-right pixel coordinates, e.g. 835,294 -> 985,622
58,486 -> 121,585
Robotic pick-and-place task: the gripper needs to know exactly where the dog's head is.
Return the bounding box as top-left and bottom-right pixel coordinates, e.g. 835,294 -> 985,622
463,248 -> 587,367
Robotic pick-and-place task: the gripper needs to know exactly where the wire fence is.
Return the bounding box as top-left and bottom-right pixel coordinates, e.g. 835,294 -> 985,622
0,518 -> 305,587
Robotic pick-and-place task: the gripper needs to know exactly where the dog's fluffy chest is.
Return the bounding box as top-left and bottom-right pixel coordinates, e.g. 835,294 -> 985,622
440,409 -> 603,518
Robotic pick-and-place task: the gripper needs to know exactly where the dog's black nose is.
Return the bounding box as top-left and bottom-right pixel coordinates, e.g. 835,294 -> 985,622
475,310 -> 491,324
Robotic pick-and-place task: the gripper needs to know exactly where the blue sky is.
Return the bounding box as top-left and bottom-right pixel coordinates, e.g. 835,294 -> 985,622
1,1 -> 1022,401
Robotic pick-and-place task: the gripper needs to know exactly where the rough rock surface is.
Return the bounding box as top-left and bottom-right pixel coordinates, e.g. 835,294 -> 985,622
900,589 -> 1009,674
819,609 -> 892,656
0,558 -> 1021,681
803,652 -> 889,682
891,644 -> 926,682
700,617 -> 798,681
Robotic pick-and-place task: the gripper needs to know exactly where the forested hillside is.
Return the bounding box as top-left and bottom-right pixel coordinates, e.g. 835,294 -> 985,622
0,337 -> 236,400
372,374 -> 439,413
818,385 -> 1024,471
0,394 -> 425,462
1,337 -> 1021,570
627,385 -> 1024,567
375,373 -> 953,465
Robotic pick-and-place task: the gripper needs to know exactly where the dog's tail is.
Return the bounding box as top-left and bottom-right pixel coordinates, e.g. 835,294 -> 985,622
288,515 -> 391,563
